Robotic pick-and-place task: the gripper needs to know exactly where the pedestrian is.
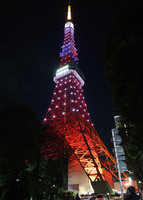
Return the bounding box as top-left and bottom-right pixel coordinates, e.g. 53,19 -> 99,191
124,186 -> 141,200
75,193 -> 80,200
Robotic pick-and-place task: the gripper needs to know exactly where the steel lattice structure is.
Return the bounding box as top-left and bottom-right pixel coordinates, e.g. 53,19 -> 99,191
40,4 -> 127,189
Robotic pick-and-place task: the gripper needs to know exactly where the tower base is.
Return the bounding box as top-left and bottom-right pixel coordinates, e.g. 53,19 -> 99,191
68,154 -> 94,195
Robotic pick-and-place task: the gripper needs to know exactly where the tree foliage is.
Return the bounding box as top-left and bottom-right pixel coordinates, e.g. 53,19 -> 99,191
0,104 -> 41,199
0,103 -> 71,199
104,2 -> 143,180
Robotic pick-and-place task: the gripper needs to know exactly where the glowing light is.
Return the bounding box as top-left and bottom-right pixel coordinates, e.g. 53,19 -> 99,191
56,65 -> 69,76
65,22 -> 74,29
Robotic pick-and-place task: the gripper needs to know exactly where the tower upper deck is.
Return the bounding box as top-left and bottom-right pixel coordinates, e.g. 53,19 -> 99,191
54,3 -> 84,85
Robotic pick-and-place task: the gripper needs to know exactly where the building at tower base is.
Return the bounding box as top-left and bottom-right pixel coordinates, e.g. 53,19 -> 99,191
68,155 -> 94,195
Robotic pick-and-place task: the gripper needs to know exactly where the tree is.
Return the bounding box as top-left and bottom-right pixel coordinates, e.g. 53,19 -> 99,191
0,104 -> 71,199
0,104 -> 41,199
104,2 -> 143,180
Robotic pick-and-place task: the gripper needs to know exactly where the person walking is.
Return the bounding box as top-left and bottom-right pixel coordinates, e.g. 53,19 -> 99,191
124,186 -> 141,200
75,193 -> 80,200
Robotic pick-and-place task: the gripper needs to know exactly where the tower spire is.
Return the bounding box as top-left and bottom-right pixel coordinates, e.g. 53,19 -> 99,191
67,2 -> 72,21
59,1 -> 79,67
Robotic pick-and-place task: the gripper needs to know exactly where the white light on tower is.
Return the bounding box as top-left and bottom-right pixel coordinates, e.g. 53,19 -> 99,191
67,5 -> 71,20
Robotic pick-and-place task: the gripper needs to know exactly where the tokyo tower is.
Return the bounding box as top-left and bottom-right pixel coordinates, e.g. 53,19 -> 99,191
40,3 -> 126,195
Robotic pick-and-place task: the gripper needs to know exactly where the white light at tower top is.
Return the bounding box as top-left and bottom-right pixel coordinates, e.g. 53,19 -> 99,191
65,22 -> 74,29
67,5 -> 72,20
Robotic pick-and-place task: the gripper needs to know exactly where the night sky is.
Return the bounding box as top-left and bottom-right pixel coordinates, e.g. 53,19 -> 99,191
0,0 -> 142,152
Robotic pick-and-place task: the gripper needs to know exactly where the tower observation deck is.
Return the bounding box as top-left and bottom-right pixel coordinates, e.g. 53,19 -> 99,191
40,3 -> 127,195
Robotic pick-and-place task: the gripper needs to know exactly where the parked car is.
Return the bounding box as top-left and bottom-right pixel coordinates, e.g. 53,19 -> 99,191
89,197 -> 97,200
81,196 -> 96,200
96,194 -> 108,200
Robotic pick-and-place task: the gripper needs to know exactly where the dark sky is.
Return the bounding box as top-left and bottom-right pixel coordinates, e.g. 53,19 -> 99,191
0,0 -> 142,152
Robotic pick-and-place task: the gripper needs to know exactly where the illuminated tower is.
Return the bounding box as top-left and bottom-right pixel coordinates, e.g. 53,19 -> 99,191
41,3 -> 127,195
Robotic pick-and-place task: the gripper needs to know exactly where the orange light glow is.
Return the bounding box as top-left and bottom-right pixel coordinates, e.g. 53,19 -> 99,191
67,5 -> 71,20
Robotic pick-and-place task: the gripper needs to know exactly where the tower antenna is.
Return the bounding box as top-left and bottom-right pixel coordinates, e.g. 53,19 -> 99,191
67,1 -> 72,21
